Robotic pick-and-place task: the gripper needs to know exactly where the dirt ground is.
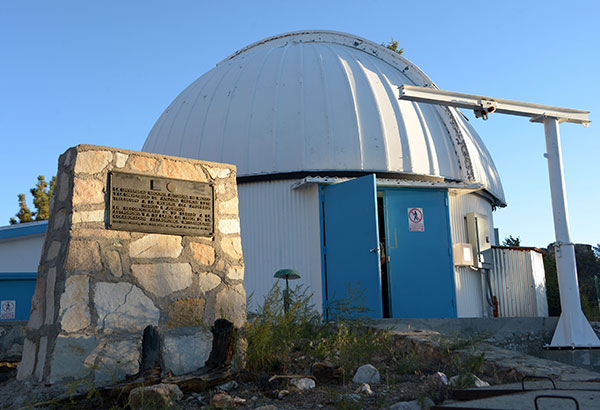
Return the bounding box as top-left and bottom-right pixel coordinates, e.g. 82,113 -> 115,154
0,329 -> 524,409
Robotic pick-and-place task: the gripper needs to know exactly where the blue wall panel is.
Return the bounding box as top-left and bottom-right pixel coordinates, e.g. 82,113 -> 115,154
0,273 -> 36,321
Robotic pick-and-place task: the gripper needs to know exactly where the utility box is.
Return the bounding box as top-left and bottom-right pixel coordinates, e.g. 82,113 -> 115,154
466,212 -> 491,268
453,243 -> 474,266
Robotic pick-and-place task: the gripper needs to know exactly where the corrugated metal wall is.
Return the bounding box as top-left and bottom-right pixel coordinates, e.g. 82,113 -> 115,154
238,180 -> 323,313
490,247 -> 548,317
448,193 -> 495,317
239,185 -> 507,318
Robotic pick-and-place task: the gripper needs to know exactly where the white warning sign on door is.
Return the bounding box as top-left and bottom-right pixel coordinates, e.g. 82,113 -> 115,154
1,300 -> 16,319
408,208 -> 424,232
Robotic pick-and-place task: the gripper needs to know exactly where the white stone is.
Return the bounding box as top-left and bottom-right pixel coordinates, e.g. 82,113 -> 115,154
33,336 -> 48,382
221,237 -> 243,260
48,196 -> 55,215
355,383 -> 373,395
226,266 -> 244,281
389,400 -> 422,410
107,251 -> 123,277
450,374 -> 486,387
16,338 -> 36,381
57,173 -> 70,201
45,267 -> 57,325
219,197 -> 239,215
432,371 -> 448,385
290,377 -> 316,391
58,275 -> 91,333
198,272 -> 222,293
115,152 -> 128,168
46,240 -> 61,261
28,278 -> 45,330
53,209 -> 67,230
94,282 -> 160,333
129,234 -> 183,259
352,364 -> 380,384
389,398 -> 434,410
449,374 -> 487,387
206,284 -> 246,328
74,150 -> 112,174
72,209 -> 105,223
474,376 -> 490,387
206,166 -> 231,179
62,150 -> 73,167
86,339 -> 140,386
50,335 -> 99,384
131,263 -> 193,298
162,329 -> 212,376
218,218 -> 240,234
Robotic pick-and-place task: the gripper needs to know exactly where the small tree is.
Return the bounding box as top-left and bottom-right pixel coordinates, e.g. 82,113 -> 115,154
9,175 -> 56,224
382,38 -> 404,55
502,235 -> 521,247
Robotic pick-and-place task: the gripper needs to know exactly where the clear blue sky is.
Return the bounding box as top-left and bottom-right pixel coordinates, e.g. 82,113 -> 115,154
1,1 -> 599,248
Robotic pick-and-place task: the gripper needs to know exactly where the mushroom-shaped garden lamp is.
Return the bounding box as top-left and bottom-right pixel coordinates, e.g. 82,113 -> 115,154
274,269 -> 301,314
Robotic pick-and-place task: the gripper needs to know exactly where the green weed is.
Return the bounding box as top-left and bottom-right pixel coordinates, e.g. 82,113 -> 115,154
245,281 -> 321,373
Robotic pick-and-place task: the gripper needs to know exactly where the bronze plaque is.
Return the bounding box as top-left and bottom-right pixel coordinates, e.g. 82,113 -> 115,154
108,171 -> 213,236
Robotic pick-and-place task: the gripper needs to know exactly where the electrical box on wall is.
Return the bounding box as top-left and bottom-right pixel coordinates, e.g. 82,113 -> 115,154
453,243 -> 474,266
466,212 -> 491,267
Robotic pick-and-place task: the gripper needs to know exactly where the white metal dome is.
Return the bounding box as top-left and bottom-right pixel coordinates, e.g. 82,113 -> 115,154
143,30 -> 505,205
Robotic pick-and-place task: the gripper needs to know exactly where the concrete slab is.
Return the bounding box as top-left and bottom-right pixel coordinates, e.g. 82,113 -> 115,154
542,349 -> 600,373
462,380 -> 600,391
368,318 -> 600,377
433,390 -> 600,409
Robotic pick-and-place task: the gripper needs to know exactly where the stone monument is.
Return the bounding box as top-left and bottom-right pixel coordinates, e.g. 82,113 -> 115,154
16,145 -> 245,386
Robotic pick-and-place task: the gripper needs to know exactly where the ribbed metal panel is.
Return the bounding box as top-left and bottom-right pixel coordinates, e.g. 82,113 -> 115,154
143,30 -> 504,205
490,247 -> 548,317
448,193 -> 495,317
237,180 -> 323,312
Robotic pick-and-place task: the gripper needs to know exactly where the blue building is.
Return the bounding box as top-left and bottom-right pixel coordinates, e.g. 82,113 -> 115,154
0,221 -> 47,321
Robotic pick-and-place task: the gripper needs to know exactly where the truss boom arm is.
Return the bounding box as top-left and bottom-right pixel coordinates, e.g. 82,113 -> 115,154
399,85 -> 590,125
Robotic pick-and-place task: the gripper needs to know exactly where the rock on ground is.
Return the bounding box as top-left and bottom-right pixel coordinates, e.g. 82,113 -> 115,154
389,397 -> 435,410
290,377 -> 316,391
355,382 -> 374,395
352,364 -> 381,384
128,383 -> 183,410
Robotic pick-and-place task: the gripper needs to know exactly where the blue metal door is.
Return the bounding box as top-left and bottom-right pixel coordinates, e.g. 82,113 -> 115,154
322,175 -> 382,319
384,189 -> 456,318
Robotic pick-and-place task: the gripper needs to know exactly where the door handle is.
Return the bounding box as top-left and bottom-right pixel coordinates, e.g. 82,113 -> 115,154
370,248 -> 380,253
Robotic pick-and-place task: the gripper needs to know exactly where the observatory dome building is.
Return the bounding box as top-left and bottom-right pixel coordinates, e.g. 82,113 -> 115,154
143,31 -> 506,318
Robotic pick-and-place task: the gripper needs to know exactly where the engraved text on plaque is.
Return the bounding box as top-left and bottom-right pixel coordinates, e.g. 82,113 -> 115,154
108,171 -> 213,236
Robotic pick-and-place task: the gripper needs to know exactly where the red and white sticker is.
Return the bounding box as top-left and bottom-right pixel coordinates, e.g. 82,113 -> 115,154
408,208 -> 424,232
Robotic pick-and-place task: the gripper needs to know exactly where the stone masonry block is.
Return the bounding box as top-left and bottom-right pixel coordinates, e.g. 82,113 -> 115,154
166,298 -> 206,328
129,234 -> 182,259
58,275 -> 91,333
190,242 -> 215,266
131,263 -> 193,298
74,150 -> 112,174
94,282 -> 160,333
73,177 -> 105,206
64,240 -> 102,272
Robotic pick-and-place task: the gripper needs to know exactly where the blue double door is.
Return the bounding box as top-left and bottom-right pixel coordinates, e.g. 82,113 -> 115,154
321,175 -> 456,319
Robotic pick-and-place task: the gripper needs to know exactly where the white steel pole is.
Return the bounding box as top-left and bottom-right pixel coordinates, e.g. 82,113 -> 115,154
544,117 -> 600,347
